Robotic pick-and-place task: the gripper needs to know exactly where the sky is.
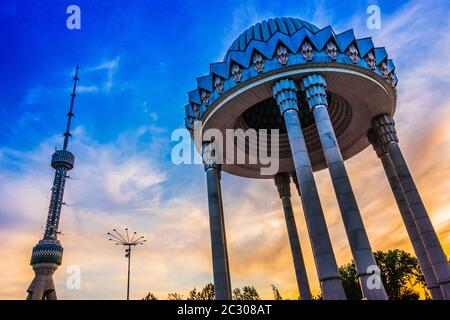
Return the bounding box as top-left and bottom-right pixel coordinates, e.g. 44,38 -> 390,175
1,0 -> 450,300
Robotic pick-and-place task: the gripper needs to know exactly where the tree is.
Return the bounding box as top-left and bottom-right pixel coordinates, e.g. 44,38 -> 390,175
339,261 -> 362,300
339,249 -> 425,300
143,292 -> 158,300
167,292 -> 184,300
271,284 -> 283,300
187,283 -> 215,300
312,293 -> 323,300
233,286 -> 260,300
201,283 -> 215,300
145,283 -> 262,300
374,250 -> 424,300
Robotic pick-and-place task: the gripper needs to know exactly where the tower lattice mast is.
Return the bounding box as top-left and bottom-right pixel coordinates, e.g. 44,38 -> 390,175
27,66 -> 79,300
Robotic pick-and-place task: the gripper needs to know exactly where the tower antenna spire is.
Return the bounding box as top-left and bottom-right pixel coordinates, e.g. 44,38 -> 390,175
63,65 -> 79,151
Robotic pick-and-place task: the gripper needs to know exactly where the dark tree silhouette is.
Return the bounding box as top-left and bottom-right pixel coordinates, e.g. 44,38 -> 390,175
144,283 -> 261,300
143,292 -> 158,300
233,286 -> 260,300
271,284 -> 283,300
187,283 -> 215,300
339,261 -> 362,300
339,249 -> 426,300
144,250 -> 428,300
167,292 -> 183,300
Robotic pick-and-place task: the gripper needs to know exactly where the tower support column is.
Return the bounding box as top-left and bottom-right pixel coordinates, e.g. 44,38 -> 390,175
273,79 -> 346,300
203,143 -> 232,300
373,115 -> 450,299
274,173 -> 312,300
301,74 -> 387,300
368,131 -> 444,299
27,263 -> 58,300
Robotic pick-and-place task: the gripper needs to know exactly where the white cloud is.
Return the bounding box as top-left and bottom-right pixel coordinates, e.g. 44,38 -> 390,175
77,85 -> 99,93
80,56 -> 120,93
20,87 -> 42,107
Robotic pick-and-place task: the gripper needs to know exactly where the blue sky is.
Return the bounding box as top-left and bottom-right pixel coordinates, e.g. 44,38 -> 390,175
1,0 -> 450,299
0,0 -> 405,151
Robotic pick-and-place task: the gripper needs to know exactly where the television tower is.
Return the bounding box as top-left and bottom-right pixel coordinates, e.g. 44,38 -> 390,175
26,66 -> 79,300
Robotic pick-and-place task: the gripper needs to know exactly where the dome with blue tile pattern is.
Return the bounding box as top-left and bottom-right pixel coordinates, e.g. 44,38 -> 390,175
184,16 -> 398,178
228,17 -> 320,52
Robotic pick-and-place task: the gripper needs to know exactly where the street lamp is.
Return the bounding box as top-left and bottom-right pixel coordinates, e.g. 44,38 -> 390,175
107,228 -> 146,300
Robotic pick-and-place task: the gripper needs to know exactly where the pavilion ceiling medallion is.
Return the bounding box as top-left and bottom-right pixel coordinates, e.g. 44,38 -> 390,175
253,51 -> 264,73
301,40 -> 314,61
380,60 -> 389,78
214,76 -> 224,95
387,72 -> 398,87
365,50 -> 377,70
192,103 -> 200,117
347,43 -> 360,64
200,89 -> 210,106
231,63 -> 242,83
276,44 -> 289,65
325,40 -> 338,60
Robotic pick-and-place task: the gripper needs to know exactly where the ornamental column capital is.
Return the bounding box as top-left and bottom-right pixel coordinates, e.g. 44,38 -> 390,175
301,74 -> 328,110
202,142 -> 221,173
274,173 -> 291,198
272,79 -> 298,115
372,114 -> 399,146
367,129 -> 387,158
291,172 -> 300,194
204,162 -> 221,172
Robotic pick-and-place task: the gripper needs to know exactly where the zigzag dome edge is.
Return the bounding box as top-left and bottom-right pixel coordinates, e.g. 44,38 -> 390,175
184,17 -> 397,131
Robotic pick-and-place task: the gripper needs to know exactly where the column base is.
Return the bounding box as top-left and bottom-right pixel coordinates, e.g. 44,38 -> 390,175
321,278 -> 347,300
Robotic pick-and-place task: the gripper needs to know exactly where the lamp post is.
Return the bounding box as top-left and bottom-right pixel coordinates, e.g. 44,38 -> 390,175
108,228 -> 146,300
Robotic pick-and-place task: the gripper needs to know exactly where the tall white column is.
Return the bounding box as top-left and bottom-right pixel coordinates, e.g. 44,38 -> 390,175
301,74 -> 387,300
373,115 -> 450,299
274,173 -> 312,300
203,143 -> 232,300
273,79 -> 346,300
368,130 -> 444,299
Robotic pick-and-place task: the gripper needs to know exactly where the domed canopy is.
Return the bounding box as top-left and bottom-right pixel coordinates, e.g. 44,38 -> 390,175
228,17 -> 320,52
184,16 -> 398,178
